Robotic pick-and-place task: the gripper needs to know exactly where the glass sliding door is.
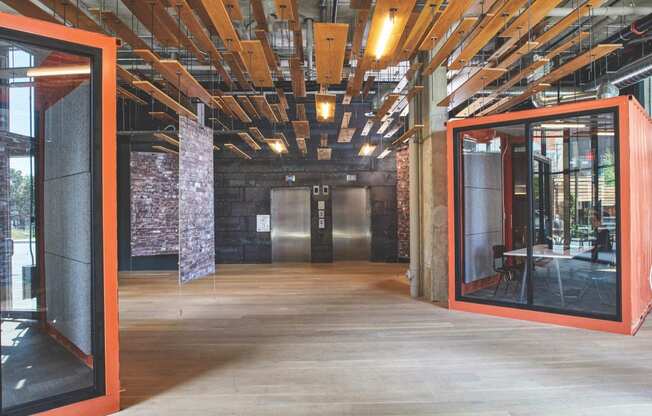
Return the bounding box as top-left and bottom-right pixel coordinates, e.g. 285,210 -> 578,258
455,109 -> 620,321
529,112 -> 619,319
455,123 -> 529,305
0,30 -> 104,415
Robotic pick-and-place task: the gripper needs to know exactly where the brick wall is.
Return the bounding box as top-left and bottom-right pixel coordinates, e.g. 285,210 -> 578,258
178,116 -> 215,282
130,152 -> 179,256
396,148 -> 410,260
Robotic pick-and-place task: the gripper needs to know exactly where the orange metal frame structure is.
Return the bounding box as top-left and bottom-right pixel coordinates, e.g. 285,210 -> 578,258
0,12 -> 120,415
447,96 -> 652,335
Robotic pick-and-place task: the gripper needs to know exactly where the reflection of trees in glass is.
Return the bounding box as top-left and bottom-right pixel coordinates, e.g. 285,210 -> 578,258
601,150 -> 616,186
10,168 -> 32,230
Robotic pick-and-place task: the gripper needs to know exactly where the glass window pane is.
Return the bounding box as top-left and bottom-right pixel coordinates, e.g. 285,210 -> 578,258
530,113 -> 618,317
1,36 -> 100,412
458,124 -> 528,305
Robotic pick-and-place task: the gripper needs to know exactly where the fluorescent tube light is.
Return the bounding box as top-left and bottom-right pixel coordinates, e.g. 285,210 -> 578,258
26,64 -> 90,77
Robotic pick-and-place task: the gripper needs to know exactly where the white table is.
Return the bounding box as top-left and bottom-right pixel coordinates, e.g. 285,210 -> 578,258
504,245 -> 593,307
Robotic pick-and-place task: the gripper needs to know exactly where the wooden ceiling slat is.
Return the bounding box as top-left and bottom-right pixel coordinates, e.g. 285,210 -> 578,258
495,41 -> 539,69
438,67 -> 507,108
362,76 -> 376,98
346,61 -> 367,98
158,59 -> 216,107
196,0 -> 242,52
173,0 -> 234,86
90,10 -> 150,50
350,0 -> 372,8
317,148 -> 332,160
251,0 -> 268,31
274,0 -> 298,22
132,80 -> 197,120
419,0 -> 474,51
241,40 -> 274,88
337,128 -> 356,143
153,1 -> 207,64
117,65 -> 141,84
397,0 -> 445,61
237,96 -> 260,119
499,0 -> 565,41
363,0 -> 417,69
476,97 -> 511,116
276,88 -> 289,110
272,104 -> 290,123
389,11 -> 420,65
449,0 -> 530,70
252,95 -> 279,123
293,28 -> 304,61
296,137 -> 308,155
456,33 -> 590,118
148,111 -> 177,123
422,17 -> 477,76
224,143 -> 252,159
223,52 -> 253,90
296,104 -> 307,121
341,112 -> 352,129
535,0 -> 607,47
292,121 -> 311,139
376,94 -> 400,121
40,0 -> 103,32
223,0 -> 244,21
290,58 -> 306,98
314,23 -> 349,86
222,96 -> 253,123
1,0 -> 58,23
391,125 -> 423,146
237,132 -> 262,150
255,30 -> 282,78
350,9 -> 370,61
406,85 -> 424,102
122,0 -> 178,47
490,43 -> 621,114
118,87 -> 147,105
248,127 -> 266,143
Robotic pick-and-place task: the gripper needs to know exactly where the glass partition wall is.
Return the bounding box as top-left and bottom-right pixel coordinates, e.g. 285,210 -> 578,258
0,30 -> 105,415
454,110 -> 620,321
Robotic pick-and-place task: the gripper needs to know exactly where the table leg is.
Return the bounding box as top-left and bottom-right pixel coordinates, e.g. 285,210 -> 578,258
555,258 -> 564,307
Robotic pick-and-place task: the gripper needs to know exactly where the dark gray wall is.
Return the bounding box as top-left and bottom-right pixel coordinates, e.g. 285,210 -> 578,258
43,82 -> 91,354
214,154 -> 398,264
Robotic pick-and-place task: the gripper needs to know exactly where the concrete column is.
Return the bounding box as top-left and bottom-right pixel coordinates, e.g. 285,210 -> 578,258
408,52 -> 449,303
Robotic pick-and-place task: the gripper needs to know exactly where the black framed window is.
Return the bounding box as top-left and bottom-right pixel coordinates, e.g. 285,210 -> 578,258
454,109 -> 621,322
0,28 -> 105,416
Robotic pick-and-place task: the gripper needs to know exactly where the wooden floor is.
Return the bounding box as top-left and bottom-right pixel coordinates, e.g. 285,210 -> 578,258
117,263 -> 652,416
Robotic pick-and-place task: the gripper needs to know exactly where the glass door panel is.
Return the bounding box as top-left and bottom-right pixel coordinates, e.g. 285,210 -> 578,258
1,32 -> 102,415
529,113 -> 619,318
457,123 -> 529,305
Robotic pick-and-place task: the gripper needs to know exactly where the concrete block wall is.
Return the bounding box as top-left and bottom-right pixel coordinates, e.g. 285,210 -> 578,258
214,156 -> 398,264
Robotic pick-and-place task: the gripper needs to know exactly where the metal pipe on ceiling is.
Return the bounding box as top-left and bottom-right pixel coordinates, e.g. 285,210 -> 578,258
547,7 -> 652,17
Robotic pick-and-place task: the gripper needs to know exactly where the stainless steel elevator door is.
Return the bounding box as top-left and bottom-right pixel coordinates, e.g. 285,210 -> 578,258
271,188 -> 311,262
332,187 -> 371,260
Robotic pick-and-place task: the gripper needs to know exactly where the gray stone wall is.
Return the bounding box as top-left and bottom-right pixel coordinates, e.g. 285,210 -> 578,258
179,116 -> 215,283
43,82 -> 92,354
130,152 -> 179,256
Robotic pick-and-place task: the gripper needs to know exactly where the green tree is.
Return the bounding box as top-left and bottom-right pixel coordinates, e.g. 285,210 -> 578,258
10,168 -> 32,229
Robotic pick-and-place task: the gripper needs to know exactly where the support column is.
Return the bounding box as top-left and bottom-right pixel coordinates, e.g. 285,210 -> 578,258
408,53 -> 449,303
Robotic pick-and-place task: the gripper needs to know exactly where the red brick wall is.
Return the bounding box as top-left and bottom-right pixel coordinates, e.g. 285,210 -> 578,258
396,148 -> 409,259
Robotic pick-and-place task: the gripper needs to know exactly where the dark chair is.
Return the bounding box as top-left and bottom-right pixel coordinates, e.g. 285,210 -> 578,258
492,245 -> 519,296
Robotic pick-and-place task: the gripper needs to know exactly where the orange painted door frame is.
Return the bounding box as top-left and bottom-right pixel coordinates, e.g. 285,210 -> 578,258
0,12 -> 119,416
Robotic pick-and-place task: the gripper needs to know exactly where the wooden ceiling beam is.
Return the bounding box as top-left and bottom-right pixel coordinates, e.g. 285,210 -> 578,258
350,9 -> 370,61
223,52 -> 253,90
419,0 -> 474,51
221,96 -> 253,123
251,0 -> 268,31
90,10 -> 150,50
290,58 -> 306,98
241,40 -> 275,88
449,0 -> 530,70
536,0 -> 607,47
252,95 -> 279,123
132,80 -> 197,120
237,132 -> 262,150
314,23 -> 349,86
292,121 -> 311,139
255,30 -> 283,79
222,0 -> 244,21
376,94 -> 400,121
438,67 -> 507,109
237,96 -> 260,119
121,0 -> 179,47
363,0 -> 418,70
248,127 -> 266,143
39,0 -> 103,32
0,0 -> 58,23
398,0 -> 445,61
117,87 -> 147,105
196,0 -> 242,52
422,17 -> 477,76
224,143 -> 252,159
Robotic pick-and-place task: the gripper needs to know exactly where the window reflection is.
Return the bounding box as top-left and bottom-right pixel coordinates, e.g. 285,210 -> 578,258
457,112 -> 619,319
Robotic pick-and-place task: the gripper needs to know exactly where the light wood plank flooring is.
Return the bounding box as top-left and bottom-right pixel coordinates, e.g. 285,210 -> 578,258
117,263 -> 652,416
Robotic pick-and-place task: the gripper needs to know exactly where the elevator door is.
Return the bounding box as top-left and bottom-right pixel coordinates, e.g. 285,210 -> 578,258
332,187 -> 371,260
271,188 -> 311,262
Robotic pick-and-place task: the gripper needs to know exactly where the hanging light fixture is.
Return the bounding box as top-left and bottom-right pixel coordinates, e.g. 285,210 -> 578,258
315,93 -> 336,122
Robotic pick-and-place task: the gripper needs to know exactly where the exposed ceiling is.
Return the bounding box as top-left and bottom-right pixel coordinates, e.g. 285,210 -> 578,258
1,0 -> 651,161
